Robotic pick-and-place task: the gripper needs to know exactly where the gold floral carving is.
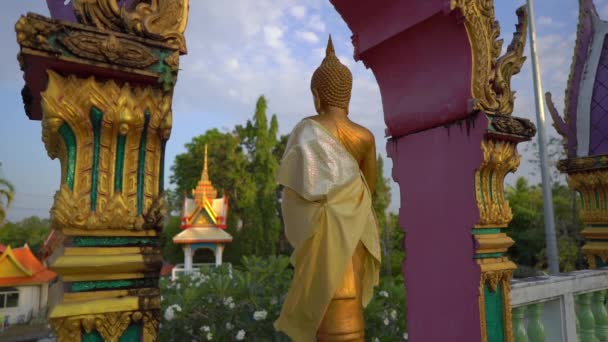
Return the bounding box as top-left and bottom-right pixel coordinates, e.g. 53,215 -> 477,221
50,185 -> 168,231
15,15 -> 60,53
59,32 -> 159,68
584,245 -> 608,269
73,0 -> 189,53
475,139 -> 521,227
41,71 -> 172,231
51,310 -> 158,342
565,170 -> 608,268
450,1 -> 528,115
567,170 -> 608,224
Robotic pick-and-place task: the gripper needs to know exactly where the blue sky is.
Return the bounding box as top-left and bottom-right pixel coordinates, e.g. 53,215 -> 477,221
0,1 -> 589,220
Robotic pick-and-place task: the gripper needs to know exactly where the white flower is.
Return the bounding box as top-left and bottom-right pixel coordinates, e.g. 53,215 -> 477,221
253,310 -> 268,321
383,318 -> 390,326
225,322 -> 234,330
223,297 -> 234,307
200,325 -> 210,332
236,330 -> 246,340
372,338 -> 380,342
161,296 -> 164,302
379,290 -> 389,298
391,310 -> 397,320
403,332 -> 408,340
206,332 -> 213,340
163,304 -> 181,321
229,302 -> 235,309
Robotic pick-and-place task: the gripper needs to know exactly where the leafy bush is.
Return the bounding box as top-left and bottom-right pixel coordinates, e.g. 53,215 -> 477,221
160,256 -> 407,341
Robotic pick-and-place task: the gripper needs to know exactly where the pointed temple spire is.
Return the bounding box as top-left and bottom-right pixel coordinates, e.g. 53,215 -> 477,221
201,144 -> 209,181
193,144 -> 217,206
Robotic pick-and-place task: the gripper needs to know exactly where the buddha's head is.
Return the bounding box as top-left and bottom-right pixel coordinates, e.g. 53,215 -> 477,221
311,35 -> 353,114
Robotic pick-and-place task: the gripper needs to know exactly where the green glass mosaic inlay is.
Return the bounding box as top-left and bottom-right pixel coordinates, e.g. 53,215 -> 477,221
120,324 -> 141,342
475,252 -> 504,259
58,123 -> 77,190
485,282 -> 505,342
72,237 -> 159,247
71,278 -> 157,292
137,111 -> 151,215
473,228 -> 503,235
597,256 -> 607,268
90,107 -> 104,211
115,134 -> 126,191
82,330 -> 103,342
82,324 -> 141,342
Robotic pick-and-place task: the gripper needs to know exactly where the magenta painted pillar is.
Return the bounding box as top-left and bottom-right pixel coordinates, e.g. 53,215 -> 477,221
331,1 -> 536,341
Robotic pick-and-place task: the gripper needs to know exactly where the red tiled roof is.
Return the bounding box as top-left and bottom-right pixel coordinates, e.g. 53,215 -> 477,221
160,262 -> 175,277
0,245 -> 57,286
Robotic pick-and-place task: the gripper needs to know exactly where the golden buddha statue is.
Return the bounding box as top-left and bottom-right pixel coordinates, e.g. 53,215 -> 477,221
274,36 -> 381,342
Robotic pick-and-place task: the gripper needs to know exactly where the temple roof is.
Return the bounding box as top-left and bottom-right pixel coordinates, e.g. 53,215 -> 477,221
173,227 -> 233,244
181,144 -> 229,229
0,245 -> 57,286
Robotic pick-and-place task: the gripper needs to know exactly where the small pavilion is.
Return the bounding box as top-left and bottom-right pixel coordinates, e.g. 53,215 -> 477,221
173,145 -> 232,278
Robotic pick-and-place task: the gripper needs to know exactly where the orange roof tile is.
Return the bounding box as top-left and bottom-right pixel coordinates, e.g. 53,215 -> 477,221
0,245 -> 57,286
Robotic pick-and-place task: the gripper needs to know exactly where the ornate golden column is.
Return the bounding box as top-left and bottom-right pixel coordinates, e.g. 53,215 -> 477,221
15,1 -> 188,340
559,158 -> 608,268
466,6 -> 537,342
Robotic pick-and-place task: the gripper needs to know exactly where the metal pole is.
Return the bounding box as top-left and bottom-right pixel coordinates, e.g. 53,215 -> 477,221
527,0 -> 560,275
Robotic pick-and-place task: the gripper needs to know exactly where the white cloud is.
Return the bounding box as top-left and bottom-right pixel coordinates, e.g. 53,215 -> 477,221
264,25 -> 284,48
225,58 -> 239,71
290,6 -> 306,19
538,16 -> 564,28
295,31 -> 319,44
308,15 -> 326,32
538,16 -> 554,26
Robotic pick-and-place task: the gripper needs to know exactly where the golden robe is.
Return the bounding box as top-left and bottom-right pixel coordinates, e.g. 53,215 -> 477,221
274,119 -> 381,341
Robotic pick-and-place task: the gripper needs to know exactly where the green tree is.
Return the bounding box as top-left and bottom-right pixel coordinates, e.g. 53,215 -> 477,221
0,163 -> 15,226
159,216 -> 183,264
235,96 -> 281,257
0,216 -> 50,253
372,155 -> 392,276
506,177 -> 583,274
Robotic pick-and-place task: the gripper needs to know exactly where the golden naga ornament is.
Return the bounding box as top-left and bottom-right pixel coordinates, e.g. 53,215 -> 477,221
73,0 -> 189,53
450,1 -> 528,115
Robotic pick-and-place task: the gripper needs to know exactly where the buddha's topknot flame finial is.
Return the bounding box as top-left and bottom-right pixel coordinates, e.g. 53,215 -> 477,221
311,34 -> 353,111
326,35 -> 336,57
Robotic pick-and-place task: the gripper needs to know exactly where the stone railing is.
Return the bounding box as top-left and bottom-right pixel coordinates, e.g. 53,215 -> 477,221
170,263 -> 232,281
511,270 -> 608,341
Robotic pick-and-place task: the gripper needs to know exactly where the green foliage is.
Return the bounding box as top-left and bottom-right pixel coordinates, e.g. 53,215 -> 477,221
364,276 -> 407,341
160,256 -> 292,341
234,96 -> 281,257
373,155 -> 391,231
387,213 -> 405,278
159,256 -> 406,341
0,216 -> 50,253
0,163 -> 15,226
506,177 -> 584,273
160,216 -> 183,264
